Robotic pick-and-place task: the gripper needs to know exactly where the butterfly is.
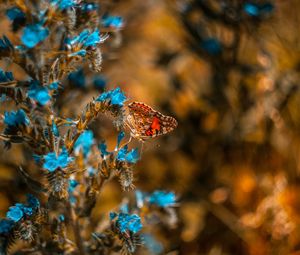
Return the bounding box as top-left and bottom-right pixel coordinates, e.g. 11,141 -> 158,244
125,102 -> 178,140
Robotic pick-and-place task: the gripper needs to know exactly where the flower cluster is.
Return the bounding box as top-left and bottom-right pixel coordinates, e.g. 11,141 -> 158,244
0,195 -> 39,232
4,109 -> 30,127
0,1 -> 177,254
110,212 -> 143,234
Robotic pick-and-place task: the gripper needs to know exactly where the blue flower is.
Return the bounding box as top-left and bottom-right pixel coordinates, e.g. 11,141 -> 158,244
21,206 -> 33,216
113,212 -> 142,234
28,80 -> 51,105
26,194 -> 40,209
21,24 -> 49,48
117,146 -> 139,164
0,68 -> 14,83
43,147 -> 73,172
4,109 -> 30,127
99,142 -> 110,157
96,87 -> 127,106
74,130 -> 94,157
0,219 -> 14,234
81,3 -> 98,12
58,214 -> 65,222
116,146 -> 127,161
149,191 -> 176,208
6,7 -> 25,21
68,69 -> 85,87
243,2 -> 274,17
6,206 -> 24,222
51,0 -> 76,10
49,81 -> 59,90
125,149 -> 139,163
84,30 -> 101,47
110,212 -> 118,220
201,38 -> 222,55
102,16 -> 123,29
68,179 -> 79,193
67,29 -> 101,48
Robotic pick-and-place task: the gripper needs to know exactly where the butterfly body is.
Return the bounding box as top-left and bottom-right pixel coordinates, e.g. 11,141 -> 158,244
125,102 -> 177,140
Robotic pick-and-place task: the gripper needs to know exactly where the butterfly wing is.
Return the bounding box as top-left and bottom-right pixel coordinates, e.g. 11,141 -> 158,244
126,102 -> 177,139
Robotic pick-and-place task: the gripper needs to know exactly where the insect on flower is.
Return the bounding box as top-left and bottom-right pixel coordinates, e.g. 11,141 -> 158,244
125,102 -> 178,140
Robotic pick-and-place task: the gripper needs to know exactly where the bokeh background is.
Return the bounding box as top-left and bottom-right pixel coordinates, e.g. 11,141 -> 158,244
2,0 -> 300,254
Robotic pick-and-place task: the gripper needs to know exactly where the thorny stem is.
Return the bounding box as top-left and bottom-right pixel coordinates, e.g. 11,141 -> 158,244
67,102 -> 103,154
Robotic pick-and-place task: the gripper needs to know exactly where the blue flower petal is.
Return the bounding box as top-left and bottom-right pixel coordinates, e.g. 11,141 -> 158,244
6,206 -> 24,222
125,148 -> 139,163
21,24 -> 49,48
149,191 -> 176,207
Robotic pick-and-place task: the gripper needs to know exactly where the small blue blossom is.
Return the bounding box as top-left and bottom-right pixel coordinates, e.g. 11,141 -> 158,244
243,3 -> 259,16
26,194 -> 40,209
21,206 -> 33,216
149,191 -> 176,208
116,146 -> 127,161
113,212 -> 142,234
201,38 -> 222,55
96,87 -> 127,106
125,148 -> 139,163
43,147 -> 73,172
84,30 -> 101,47
117,146 -> 139,164
68,179 -> 79,193
51,0 -> 76,10
243,2 -> 274,17
0,68 -> 14,83
49,81 -> 59,90
58,214 -> 65,222
6,7 -> 25,21
4,109 -> 30,127
21,24 -> 49,48
102,15 -> 123,29
33,154 -> 42,163
0,219 -> 14,234
99,142 -> 110,157
6,206 -> 24,222
74,130 -> 94,157
68,69 -> 85,87
67,29 -> 101,48
109,212 -> 118,220
28,80 -> 51,105
81,3 -> 98,12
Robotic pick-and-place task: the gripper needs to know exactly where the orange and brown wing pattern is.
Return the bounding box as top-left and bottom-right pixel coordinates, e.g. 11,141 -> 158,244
126,102 -> 178,140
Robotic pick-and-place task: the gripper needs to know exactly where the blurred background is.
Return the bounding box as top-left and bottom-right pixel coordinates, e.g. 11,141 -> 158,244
2,0 -> 300,254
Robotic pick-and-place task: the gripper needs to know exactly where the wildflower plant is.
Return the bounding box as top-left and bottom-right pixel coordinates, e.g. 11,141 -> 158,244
0,1 -> 178,254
